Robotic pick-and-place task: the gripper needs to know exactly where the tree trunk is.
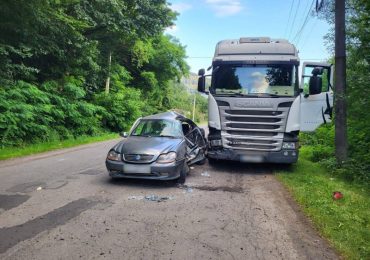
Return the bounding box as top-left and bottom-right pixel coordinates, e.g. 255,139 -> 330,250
334,0 -> 348,163
105,51 -> 112,94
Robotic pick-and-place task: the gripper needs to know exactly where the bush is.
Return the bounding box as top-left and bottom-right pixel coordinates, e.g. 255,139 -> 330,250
94,88 -> 144,132
0,77 -> 106,147
300,124 -> 369,185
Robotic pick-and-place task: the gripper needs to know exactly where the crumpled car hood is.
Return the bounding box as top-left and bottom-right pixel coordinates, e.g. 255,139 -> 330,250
112,136 -> 183,157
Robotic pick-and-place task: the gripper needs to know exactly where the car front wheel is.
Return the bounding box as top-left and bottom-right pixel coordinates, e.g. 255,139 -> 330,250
177,163 -> 189,184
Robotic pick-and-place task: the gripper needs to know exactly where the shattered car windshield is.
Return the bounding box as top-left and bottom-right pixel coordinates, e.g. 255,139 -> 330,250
212,64 -> 296,96
131,119 -> 183,138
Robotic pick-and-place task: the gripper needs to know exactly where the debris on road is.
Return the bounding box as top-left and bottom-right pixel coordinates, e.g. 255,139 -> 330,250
190,167 -> 194,170
36,187 -> 43,191
333,191 -> 343,200
185,187 -> 193,193
128,196 -> 144,200
128,195 -> 173,202
145,195 -> 173,202
201,171 -> 210,177
176,184 -> 194,193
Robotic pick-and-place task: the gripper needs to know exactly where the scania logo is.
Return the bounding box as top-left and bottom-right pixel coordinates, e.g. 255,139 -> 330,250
234,100 -> 274,108
135,155 -> 141,161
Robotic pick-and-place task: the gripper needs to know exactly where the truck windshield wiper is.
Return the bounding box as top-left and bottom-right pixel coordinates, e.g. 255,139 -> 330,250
258,93 -> 282,98
216,93 -> 249,97
159,135 -> 177,138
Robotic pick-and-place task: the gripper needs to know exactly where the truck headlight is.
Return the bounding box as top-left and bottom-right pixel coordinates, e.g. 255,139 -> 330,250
282,142 -> 296,149
157,152 -> 177,164
210,139 -> 222,147
107,150 -> 121,161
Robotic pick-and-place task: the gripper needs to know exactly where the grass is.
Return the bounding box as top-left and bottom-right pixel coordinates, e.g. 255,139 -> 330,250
276,147 -> 370,260
0,133 -> 119,160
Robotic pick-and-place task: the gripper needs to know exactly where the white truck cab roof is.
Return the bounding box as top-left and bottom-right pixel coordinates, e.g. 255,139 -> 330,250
213,37 -> 299,64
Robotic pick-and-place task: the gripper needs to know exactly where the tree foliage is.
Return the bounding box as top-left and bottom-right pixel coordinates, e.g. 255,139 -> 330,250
0,0 -> 200,148
308,0 -> 370,182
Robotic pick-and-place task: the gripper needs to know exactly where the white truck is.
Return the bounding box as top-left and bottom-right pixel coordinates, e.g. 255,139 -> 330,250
197,37 -> 333,163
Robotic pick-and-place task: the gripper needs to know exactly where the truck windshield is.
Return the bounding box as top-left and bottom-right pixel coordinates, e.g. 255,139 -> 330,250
212,64 -> 296,96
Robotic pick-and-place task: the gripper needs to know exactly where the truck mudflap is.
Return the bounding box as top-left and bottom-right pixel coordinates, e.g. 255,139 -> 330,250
207,148 -> 298,164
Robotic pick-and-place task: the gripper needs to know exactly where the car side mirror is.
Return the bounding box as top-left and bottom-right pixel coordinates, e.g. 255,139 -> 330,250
120,132 -> 128,138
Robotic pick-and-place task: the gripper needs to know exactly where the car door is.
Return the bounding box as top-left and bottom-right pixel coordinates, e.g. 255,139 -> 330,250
300,62 -> 334,132
181,120 -> 207,165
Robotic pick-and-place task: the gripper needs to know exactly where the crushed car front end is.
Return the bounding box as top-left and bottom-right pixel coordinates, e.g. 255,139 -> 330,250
106,150 -> 185,180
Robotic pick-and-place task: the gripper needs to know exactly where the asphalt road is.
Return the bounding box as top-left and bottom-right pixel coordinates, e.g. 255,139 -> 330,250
0,139 -> 338,260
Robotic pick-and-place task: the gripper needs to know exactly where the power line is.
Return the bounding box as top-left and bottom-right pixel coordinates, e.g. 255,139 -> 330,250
288,0 -> 301,40
299,18 -> 318,49
292,0 -> 315,45
284,0 -> 295,37
293,0 -> 311,42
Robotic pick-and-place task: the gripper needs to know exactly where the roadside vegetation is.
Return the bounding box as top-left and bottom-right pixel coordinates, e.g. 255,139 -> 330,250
312,0 -> 370,184
0,0 -> 207,157
277,144 -> 369,259
277,2 -> 369,259
0,132 -> 118,160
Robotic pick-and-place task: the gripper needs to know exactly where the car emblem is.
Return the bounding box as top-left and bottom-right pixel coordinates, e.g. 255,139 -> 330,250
135,155 -> 141,161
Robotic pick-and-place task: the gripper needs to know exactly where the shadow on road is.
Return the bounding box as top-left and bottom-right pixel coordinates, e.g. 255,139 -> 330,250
105,177 -> 178,189
100,159 -> 294,189
207,159 -> 294,175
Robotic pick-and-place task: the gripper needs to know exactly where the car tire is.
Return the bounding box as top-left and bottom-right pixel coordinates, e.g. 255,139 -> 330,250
177,163 -> 188,184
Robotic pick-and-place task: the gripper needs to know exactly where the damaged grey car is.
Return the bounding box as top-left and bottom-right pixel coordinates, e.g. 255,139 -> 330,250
106,111 -> 207,183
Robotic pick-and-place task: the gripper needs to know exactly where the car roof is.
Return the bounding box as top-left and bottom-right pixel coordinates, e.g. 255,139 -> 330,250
141,111 -> 187,121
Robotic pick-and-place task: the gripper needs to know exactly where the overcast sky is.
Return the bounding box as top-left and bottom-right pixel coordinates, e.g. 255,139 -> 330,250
166,0 -> 332,73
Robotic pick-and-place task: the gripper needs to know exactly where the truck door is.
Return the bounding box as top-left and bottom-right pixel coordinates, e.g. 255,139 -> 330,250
300,62 -> 333,132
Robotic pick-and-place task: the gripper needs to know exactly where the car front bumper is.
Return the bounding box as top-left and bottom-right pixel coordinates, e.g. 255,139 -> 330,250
105,159 -> 184,180
207,148 -> 298,164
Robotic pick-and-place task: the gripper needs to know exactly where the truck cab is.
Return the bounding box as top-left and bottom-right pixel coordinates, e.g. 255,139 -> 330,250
198,37 -> 333,164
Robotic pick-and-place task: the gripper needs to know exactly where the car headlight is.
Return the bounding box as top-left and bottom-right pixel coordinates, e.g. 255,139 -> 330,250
282,142 -> 296,149
107,150 -> 121,161
156,152 -> 177,164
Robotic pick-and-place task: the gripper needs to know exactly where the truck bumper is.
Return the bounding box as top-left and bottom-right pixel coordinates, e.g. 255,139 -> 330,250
207,148 -> 298,164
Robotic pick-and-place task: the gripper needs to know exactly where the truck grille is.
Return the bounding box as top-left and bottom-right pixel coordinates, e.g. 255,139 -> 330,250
123,154 -> 154,163
220,106 -> 290,152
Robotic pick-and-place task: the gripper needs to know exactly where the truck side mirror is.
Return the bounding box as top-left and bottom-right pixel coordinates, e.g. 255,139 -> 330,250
198,69 -> 205,76
198,76 -> 206,93
120,131 -> 128,138
309,67 -> 323,95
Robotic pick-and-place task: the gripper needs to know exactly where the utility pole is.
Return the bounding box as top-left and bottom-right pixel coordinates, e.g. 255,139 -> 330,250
105,51 -> 112,94
192,94 -> 196,121
334,0 -> 348,162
